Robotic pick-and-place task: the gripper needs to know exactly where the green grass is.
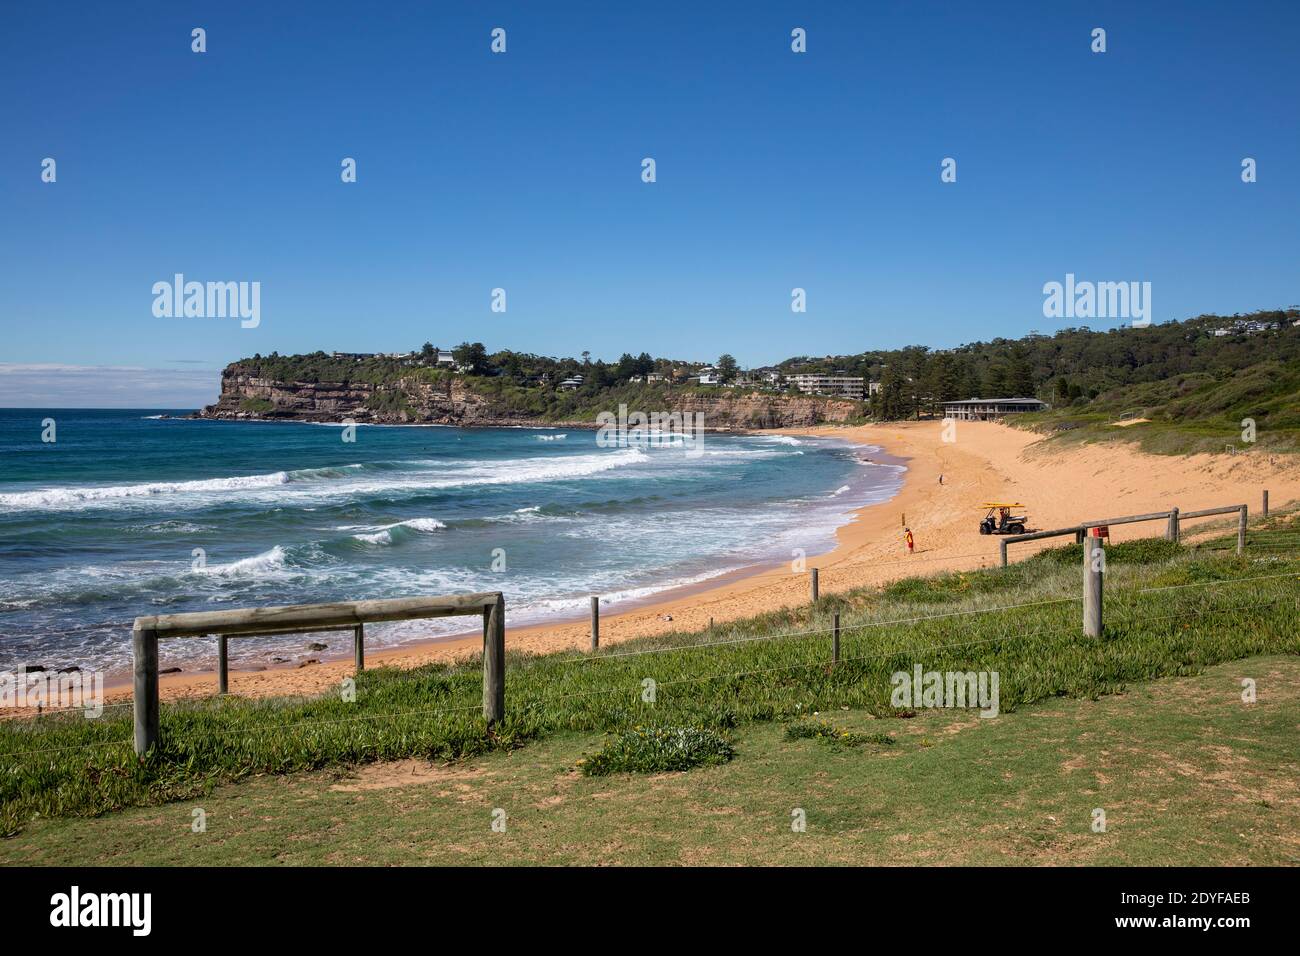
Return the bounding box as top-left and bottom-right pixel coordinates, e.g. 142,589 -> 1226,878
784,719 -> 895,748
3,532 -> 1298,840
579,726 -> 735,776
2,654 -> 1296,865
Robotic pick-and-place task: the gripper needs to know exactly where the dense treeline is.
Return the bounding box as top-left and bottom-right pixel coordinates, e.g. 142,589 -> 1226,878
239,347 -> 689,391
232,308 -> 1299,423
780,309 -> 1300,419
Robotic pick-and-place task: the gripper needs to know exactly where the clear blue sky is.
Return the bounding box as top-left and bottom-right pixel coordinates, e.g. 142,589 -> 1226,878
2,1 -> 1297,406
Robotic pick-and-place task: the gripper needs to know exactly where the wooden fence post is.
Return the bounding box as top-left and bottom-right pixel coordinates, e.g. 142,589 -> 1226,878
810,568 -> 819,603
1238,505 -> 1247,555
354,623 -> 365,671
1167,507 -> 1179,543
832,612 -> 840,663
1000,540 -> 1008,567
1262,490 -> 1269,519
1083,533 -> 1104,638
133,626 -> 160,755
217,634 -> 229,695
590,596 -> 599,652
483,593 -> 505,725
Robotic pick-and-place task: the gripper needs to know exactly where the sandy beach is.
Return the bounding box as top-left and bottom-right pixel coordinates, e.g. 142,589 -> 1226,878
102,420 -> 1300,707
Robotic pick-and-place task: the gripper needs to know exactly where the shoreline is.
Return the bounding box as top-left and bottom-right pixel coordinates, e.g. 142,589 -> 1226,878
94,420 -> 1300,706
98,432 -> 905,696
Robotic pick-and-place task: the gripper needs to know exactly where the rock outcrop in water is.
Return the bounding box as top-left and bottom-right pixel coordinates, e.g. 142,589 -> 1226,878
197,364 -> 861,430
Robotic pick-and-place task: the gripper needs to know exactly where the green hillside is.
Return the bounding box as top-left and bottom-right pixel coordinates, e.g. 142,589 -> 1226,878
1015,360 -> 1300,454
221,307 -> 1300,444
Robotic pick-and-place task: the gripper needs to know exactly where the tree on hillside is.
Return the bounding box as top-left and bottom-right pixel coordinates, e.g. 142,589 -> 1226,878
717,353 -> 739,383
587,360 -> 614,389
983,362 -> 1009,398
614,352 -> 639,381
453,341 -> 491,375
921,352 -> 961,412
497,350 -> 524,381
955,356 -> 982,399
420,342 -> 437,361
874,365 -> 913,420
1006,346 -> 1035,397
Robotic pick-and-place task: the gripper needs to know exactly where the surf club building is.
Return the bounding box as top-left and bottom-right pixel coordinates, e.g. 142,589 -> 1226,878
939,397 -> 1048,421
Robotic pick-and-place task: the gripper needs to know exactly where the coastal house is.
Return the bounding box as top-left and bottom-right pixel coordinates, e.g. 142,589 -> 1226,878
559,373 -> 585,390
1212,318 -> 1281,337
413,348 -> 460,368
939,397 -> 1048,421
646,372 -> 666,383
788,374 -> 866,401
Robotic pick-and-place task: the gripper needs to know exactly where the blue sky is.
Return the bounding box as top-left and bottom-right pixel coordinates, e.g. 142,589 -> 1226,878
2,1 -> 1297,407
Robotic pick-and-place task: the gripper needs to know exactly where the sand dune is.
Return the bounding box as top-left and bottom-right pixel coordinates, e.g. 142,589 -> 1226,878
107,420 -> 1300,706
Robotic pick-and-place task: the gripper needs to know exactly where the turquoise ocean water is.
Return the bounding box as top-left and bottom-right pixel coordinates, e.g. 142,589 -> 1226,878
0,409 -> 903,677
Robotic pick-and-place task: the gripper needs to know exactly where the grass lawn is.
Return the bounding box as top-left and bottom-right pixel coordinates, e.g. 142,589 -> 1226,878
3,653 -> 1296,866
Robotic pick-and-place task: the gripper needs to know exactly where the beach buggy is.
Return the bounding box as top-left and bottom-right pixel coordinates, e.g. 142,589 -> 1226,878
978,502 -> 1027,536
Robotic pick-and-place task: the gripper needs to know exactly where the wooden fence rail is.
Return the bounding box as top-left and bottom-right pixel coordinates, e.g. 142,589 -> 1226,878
131,591 -> 505,756
999,503 -> 1248,567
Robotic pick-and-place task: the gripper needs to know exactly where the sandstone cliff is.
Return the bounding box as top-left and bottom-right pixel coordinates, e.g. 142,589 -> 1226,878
197,365 -> 861,430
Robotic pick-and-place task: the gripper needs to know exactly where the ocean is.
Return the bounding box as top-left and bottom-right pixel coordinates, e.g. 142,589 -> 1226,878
0,409 -> 903,678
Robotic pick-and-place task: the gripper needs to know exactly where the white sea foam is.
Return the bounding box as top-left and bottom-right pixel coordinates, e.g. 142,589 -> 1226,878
348,517 -> 447,544
0,448 -> 648,514
393,447 -> 648,491
0,472 -> 291,510
196,545 -> 288,577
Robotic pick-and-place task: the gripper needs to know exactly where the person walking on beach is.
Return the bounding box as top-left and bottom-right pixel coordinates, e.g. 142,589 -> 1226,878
904,527 -> 915,554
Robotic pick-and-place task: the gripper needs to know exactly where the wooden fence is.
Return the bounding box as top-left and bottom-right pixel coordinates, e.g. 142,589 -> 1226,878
998,503 -> 1248,567
130,592 -> 505,756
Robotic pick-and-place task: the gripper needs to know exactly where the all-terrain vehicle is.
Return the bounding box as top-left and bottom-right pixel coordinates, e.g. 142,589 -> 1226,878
979,502 -> 1027,535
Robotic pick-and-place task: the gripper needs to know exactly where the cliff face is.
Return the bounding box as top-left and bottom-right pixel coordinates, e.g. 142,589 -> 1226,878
645,391 -> 859,428
197,366 -> 860,429
198,369 -> 530,425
